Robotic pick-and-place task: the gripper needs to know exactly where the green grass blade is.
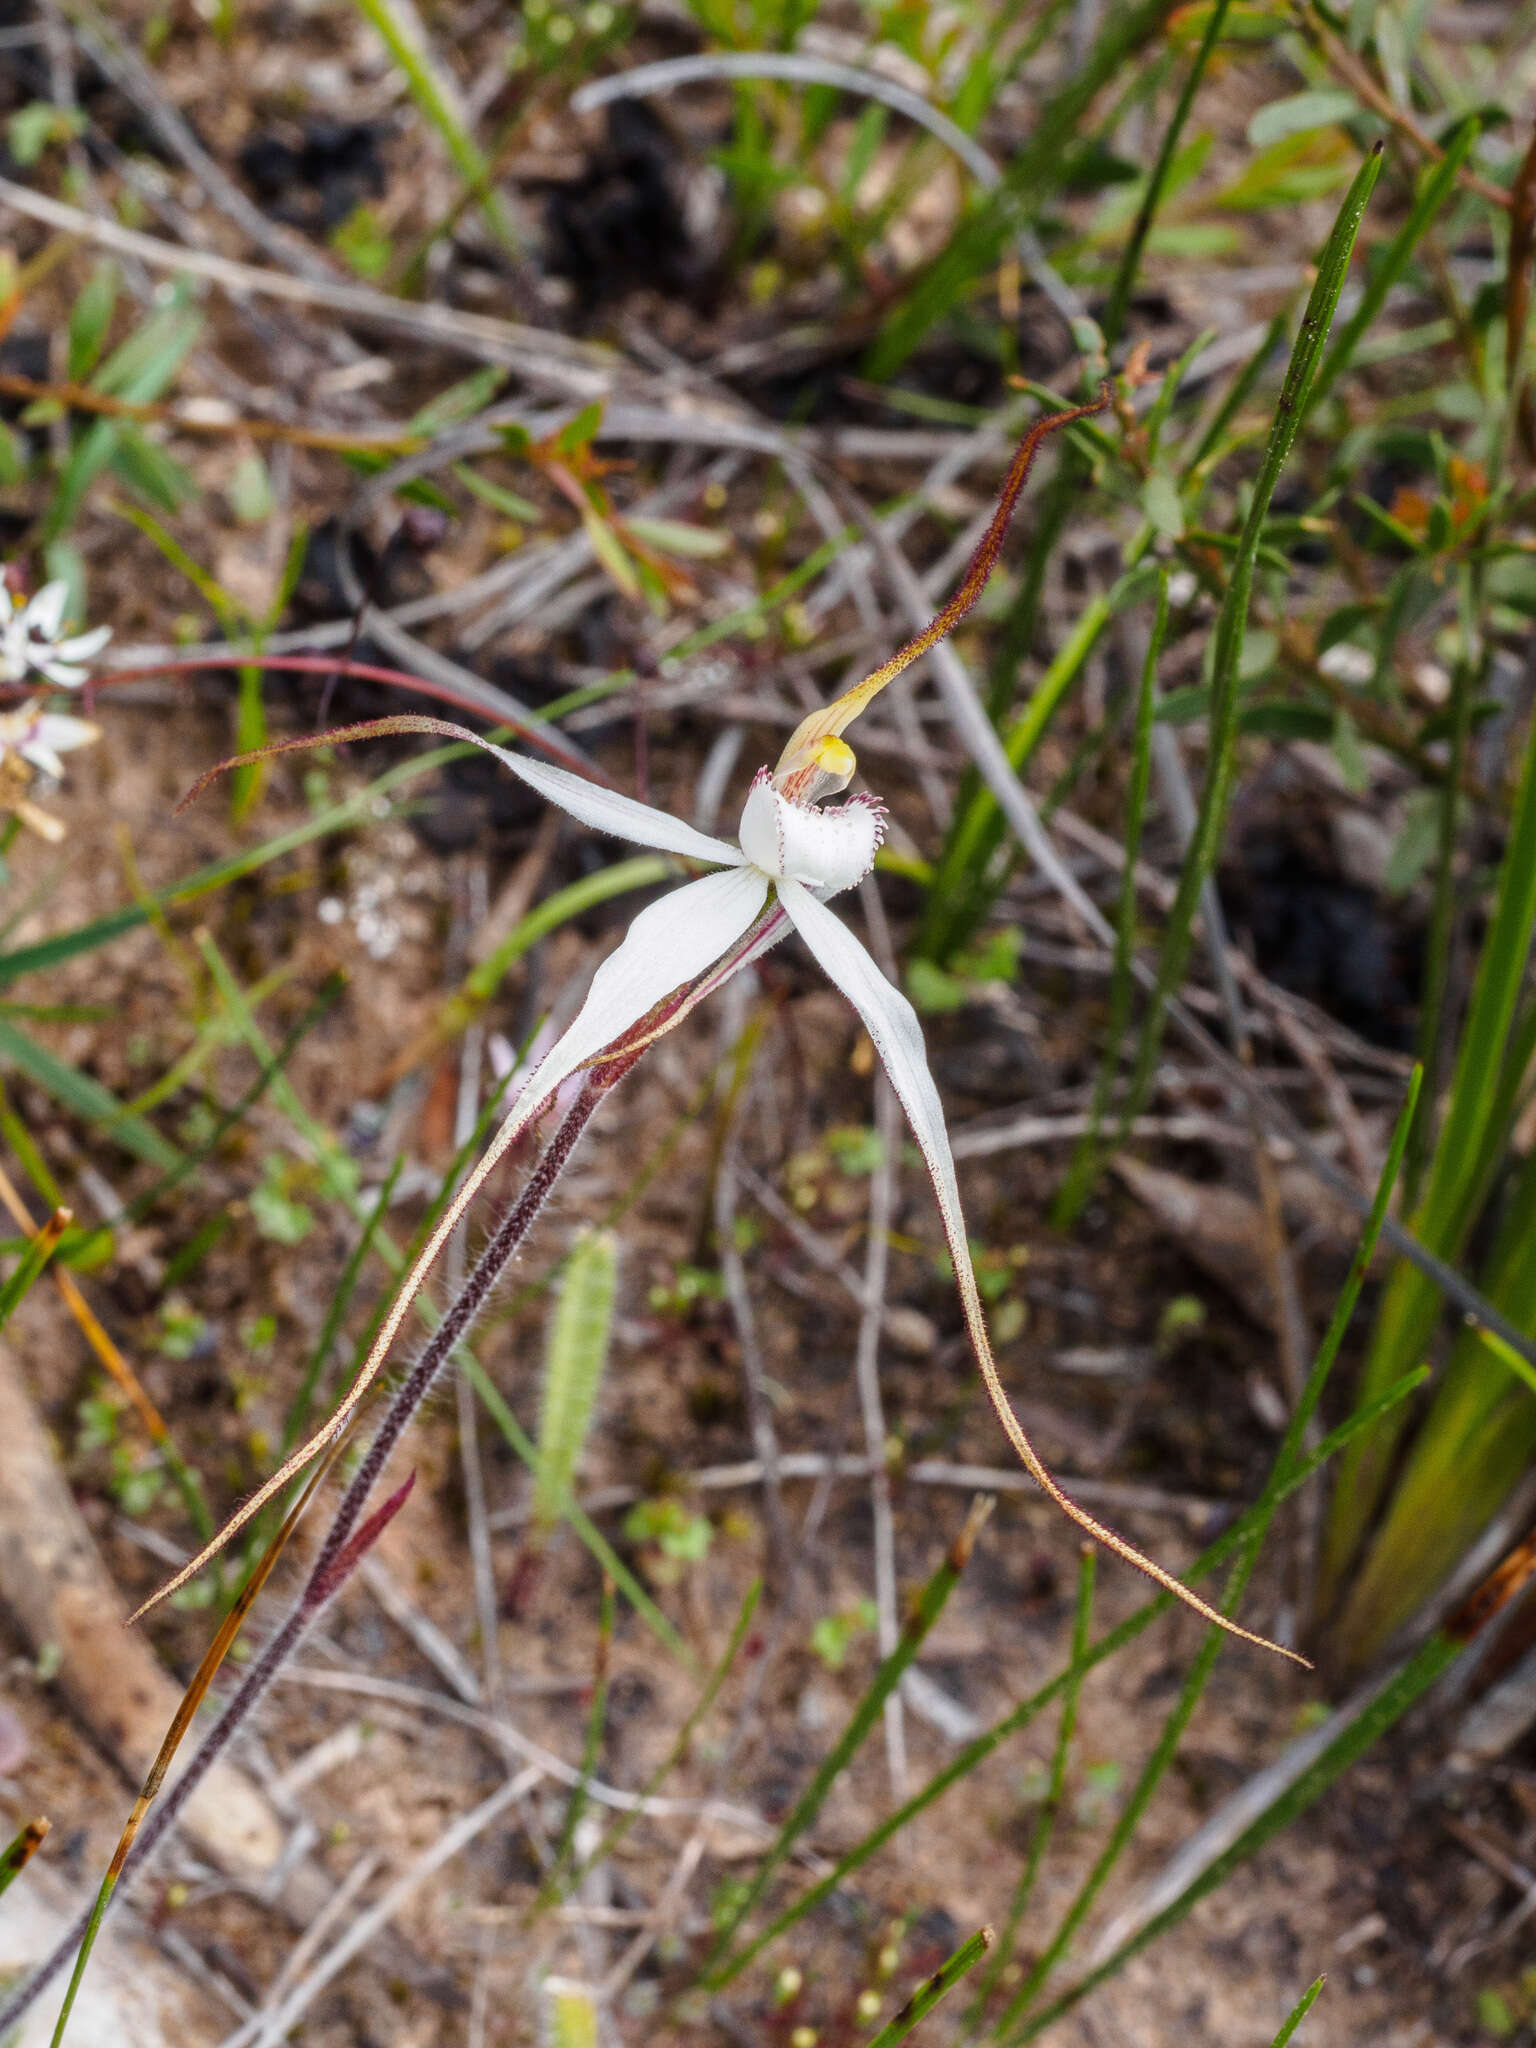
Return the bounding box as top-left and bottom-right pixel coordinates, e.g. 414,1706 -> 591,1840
1268,1977 -> 1326,2048
1008,1632 -> 1459,2043
1116,147 -> 1383,1146
968,1548 -> 1096,2027
996,1071 -> 1417,2040
0,1205 -> 68,1329
566,1580 -> 762,1893
446,855 -> 672,1036
459,1351 -> 693,1669
0,1018 -> 182,1170
867,0 -> 1183,377
538,1576 -> 614,1907
350,0 -> 520,256
0,742 -> 470,987
703,1500 -> 991,1981
1309,117 -> 1481,412
716,1088 -> 1418,1991
869,1929 -> 993,2048
61,973 -> 347,1270
1320,689 -> 1536,1611
1054,573 -> 1168,1223
916,547 -> 1155,962
1102,0 -> 1235,345
0,1818 -> 47,1898
712,1361 -> 1428,1988
281,1157 -> 404,1458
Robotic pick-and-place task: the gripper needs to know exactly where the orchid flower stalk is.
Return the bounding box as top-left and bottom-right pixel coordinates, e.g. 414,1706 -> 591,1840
142,396 -> 1295,1661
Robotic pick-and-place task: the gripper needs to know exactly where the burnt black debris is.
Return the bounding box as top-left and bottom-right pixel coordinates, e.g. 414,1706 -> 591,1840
239,118 -> 390,231
1223,824 -> 1419,1048
537,101 -> 701,316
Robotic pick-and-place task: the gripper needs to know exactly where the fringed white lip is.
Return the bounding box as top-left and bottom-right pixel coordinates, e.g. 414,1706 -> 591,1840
737,769 -> 885,895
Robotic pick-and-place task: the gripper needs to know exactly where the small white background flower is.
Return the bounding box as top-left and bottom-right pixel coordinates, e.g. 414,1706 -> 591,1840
2,580 -> 112,690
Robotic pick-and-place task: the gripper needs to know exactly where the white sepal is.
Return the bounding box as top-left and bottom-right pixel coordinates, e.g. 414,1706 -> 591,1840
737,772 -> 884,896
775,876 -> 1287,1653
23,581 -> 67,641
475,738 -> 744,868
516,864 -> 770,1112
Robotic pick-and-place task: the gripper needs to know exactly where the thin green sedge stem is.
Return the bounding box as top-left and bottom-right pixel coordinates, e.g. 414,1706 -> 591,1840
59,972 -> 346,1268
281,1159 -> 403,1459
0,1819 -> 47,1897
869,1929 -> 993,2048
1320,643 -> 1536,1609
998,1070 -> 1420,2039
1268,1977 -> 1327,2048
1309,117 -> 1482,416
1405,564 -> 1480,1206
349,0 -> 520,256
0,1204 -> 68,1328
965,1548 -> 1095,2034
0,741 -> 468,986
866,0 -> 1183,377
560,1581 -> 762,1901
1102,0 -> 1234,346
459,1352 -> 691,1669
1054,571 -> 1168,1225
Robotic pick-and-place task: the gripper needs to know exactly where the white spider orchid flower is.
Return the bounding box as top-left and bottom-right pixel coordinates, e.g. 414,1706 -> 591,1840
0,705 -> 101,841
144,397 -> 1294,1660
2,580 -> 112,690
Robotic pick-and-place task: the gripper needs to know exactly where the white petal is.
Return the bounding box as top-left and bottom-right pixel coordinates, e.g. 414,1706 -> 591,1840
469,735 -> 744,867
517,865 -> 769,1110
31,713 -> 99,756
20,741 -> 63,778
52,624 -> 112,664
776,877 -> 1287,1653
38,659 -> 88,689
24,582 -> 68,641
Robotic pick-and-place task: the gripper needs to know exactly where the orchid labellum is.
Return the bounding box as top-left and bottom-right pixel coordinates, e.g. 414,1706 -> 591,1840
147,396 -> 1295,1660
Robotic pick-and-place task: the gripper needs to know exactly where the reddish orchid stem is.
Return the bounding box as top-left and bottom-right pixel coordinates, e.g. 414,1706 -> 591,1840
92,653 -> 603,779
0,1077 -> 610,2038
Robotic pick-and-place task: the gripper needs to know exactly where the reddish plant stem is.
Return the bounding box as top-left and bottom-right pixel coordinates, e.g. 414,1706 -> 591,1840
0,1077 -> 609,2035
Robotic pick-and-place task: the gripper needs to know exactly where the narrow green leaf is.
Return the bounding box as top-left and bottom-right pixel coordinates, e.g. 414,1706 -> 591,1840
0,1818 -> 48,1899
0,1206 -> 68,1330
1310,117 -> 1481,411
1247,88 -> 1361,148
1268,1977 -> 1327,2048
534,1228 -> 618,1538
0,1019 -> 183,1171
66,261 -> 118,383
867,1928 -> 992,2047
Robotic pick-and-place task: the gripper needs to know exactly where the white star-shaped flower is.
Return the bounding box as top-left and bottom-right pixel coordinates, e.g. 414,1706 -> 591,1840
0,706 -> 101,780
2,581 -> 112,690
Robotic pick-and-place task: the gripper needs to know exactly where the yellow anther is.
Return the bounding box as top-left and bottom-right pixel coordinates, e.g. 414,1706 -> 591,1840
814,734 -> 855,779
